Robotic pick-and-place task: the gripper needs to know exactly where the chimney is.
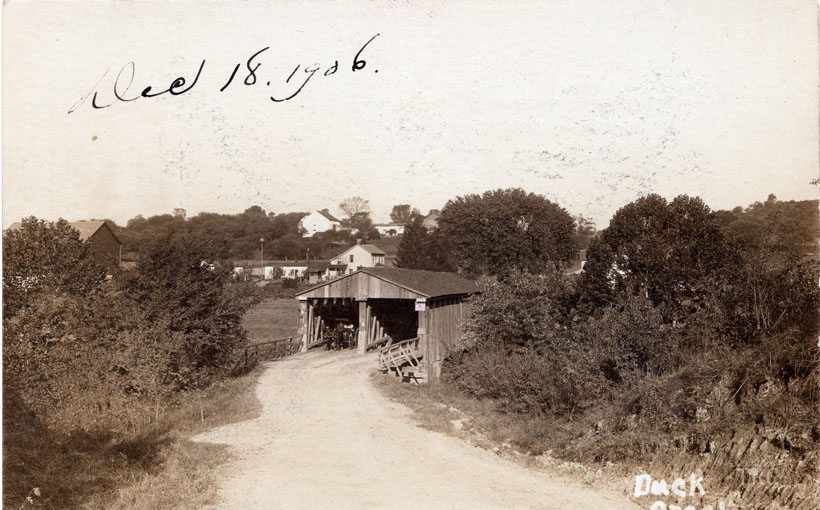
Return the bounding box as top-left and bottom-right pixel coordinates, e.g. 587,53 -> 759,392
356,239 -> 362,245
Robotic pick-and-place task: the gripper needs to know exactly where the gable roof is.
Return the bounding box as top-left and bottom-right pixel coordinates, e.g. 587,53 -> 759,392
7,220 -> 121,244
317,209 -> 341,223
306,260 -> 330,272
334,243 -> 386,258
297,267 -> 480,299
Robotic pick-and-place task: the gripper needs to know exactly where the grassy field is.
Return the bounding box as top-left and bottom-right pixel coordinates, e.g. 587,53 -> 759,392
241,298 -> 300,344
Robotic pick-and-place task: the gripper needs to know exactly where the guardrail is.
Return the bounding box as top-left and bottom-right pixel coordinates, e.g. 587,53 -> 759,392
378,336 -> 421,372
233,335 -> 302,372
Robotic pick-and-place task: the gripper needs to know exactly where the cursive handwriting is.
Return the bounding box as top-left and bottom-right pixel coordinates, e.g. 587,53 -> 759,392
68,34 -> 380,114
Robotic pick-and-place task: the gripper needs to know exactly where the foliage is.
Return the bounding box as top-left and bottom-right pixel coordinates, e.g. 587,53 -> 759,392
120,208 -> 310,260
394,216 -> 456,271
120,235 -> 249,390
389,204 -> 421,224
2,217 -> 107,320
341,212 -> 380,241
441,194 -> 819,480
439,188 -> 577,276
463,269 -> 571,350
3,219 -> 253,432
579,194 -> 729,317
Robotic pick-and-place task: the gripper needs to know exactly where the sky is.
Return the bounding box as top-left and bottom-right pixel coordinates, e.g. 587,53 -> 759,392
3,0 -> 818,228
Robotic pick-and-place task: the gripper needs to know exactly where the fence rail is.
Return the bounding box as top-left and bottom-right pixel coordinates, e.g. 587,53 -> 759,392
233,335 -> 302,372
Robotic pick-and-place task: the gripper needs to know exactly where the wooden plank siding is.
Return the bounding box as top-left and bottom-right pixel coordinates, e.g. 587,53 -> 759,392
422,297 -> 470,377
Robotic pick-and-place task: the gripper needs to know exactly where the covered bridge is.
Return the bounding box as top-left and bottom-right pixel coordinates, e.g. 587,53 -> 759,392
295,268 -> 479,379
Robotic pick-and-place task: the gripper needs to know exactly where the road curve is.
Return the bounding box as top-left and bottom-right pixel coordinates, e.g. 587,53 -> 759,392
194,350 -> 640,510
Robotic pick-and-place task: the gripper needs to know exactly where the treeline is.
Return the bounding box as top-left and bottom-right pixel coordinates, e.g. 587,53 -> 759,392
115,199 -> 427,263
436,192 -> 818,505
117,207 -> 315,261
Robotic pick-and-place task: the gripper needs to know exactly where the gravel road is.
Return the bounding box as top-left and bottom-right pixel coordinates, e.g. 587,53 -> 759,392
194,350 -> 640,510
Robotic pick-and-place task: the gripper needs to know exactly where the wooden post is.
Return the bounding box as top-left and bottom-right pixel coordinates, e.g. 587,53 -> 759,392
298,298 -> 308,352
357,299 -> 368,354
306,301 -> 314,348
417,307 -> 428,376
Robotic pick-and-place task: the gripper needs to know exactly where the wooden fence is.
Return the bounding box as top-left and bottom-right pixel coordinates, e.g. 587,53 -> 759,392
233,335 -> 302,372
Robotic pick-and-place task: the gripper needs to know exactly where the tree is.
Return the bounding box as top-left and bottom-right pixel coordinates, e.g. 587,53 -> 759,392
122,235 -> 248,389
579,194 -> 728,315
339,197 -> 370,218
2,217 -> 106,320
395,216 -> 455,271
243,205 -> 266,216
342,212 -> 380,241
438,188 -> 577,276
390,204 -> 421,224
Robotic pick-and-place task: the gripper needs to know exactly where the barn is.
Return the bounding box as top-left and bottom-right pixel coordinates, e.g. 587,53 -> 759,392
295,268 -> 479,379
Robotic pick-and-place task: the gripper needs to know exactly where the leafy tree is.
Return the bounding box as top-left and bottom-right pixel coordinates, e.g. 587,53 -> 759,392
243,205 -> 266,216
121,235 -> 248,389
395,216 -> 455,271
579,194 -> 728,316
439,188 -> 577,276
390,204 -> 421,224
2,217 -> 106,320
341,212 -> 380,241
339,196 -> 370,218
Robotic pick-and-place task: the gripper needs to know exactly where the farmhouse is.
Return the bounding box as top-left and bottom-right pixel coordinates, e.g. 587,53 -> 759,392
299,209 -> 342,237
331,241 -> 386,273
295,267 -> 479,379
7,220 -> 122,271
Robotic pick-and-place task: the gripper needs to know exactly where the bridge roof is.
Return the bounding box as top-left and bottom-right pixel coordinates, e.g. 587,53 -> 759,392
296,267 -> 479,300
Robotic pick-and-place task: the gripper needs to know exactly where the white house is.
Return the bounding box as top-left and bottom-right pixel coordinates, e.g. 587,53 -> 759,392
299,209 -> 342,237
422,210 -> 441,230
373,223 -> 405,236
331,241 -> 386,274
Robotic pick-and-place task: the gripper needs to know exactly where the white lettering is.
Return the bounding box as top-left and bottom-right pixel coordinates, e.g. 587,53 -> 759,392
689,474 -> 705,497
671,478 -> 687,498
634,474 -> 652,497
651,479 -> 670,496
649,502 -> 667,510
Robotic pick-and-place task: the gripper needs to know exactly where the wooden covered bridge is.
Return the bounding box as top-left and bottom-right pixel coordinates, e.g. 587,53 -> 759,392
295,268 -> 479,380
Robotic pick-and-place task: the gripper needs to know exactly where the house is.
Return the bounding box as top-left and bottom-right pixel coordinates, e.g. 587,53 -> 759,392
295,267 -> 480,380
331,240 -> 386,274
373,223 -> 405,236
306,260 -> 331,283
7,220 -> 122,271
233,260 -> 308,280
299,209 -> 342,237
422,210 -> 441,230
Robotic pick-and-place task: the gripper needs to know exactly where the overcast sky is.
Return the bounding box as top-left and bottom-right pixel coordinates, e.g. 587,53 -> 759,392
3,0 -> 818,228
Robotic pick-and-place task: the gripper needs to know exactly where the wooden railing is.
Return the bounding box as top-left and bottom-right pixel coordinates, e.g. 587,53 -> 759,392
378,336 -> 421,372
233,335 -> 301,372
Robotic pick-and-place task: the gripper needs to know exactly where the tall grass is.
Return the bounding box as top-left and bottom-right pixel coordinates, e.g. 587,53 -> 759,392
3,368 -> 263,510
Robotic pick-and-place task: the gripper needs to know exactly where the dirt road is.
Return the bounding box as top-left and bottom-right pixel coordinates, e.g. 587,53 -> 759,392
194,350 -> 640,510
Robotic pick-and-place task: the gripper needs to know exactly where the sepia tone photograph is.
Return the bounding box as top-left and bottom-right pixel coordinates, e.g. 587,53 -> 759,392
2,1 -> 818,509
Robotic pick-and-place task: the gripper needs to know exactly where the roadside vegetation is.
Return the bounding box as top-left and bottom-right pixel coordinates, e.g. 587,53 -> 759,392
2,219 -> 296,509
390,191 -> 819,509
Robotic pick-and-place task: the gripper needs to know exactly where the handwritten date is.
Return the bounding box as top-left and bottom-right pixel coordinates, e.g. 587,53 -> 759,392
68,34 -> 380,114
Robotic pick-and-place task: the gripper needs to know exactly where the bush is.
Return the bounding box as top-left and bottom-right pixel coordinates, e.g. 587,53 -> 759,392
445,269 -> 609,415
